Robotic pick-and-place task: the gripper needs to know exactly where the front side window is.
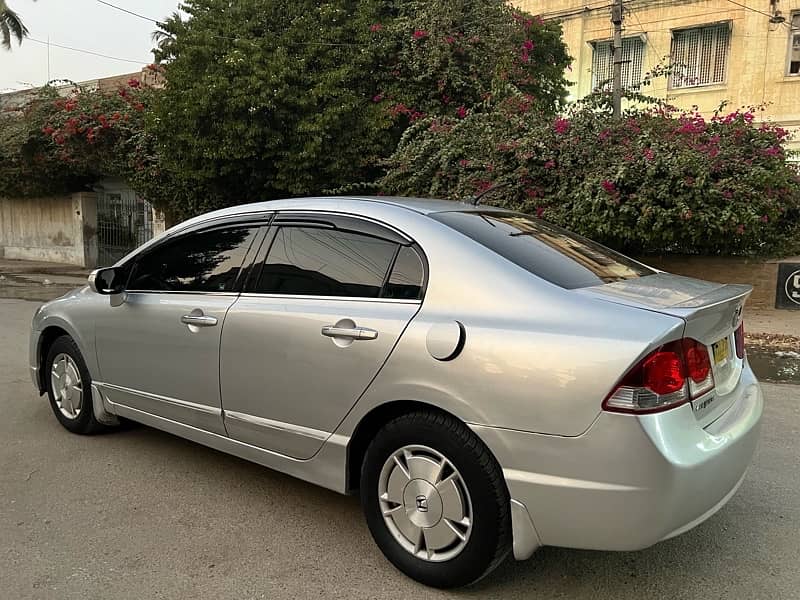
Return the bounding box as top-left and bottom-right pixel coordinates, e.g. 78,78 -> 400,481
431,211 -> 654,290
670,23 -> 730,88
255,227 -> 399,298
128,226 -> 258,293
591,37 -> 645,91
789,13 -> 800,75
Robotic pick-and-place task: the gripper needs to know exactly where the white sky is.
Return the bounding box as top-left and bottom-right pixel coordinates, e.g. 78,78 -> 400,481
0,0 -> 181,92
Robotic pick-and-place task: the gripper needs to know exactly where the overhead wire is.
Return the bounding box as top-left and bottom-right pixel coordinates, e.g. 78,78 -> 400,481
95,0 -> 161,24
26,37 -> 147,65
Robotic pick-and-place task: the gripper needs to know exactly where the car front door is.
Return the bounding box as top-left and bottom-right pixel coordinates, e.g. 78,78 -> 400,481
94,222 -> 265,435
220,213 -> 426,459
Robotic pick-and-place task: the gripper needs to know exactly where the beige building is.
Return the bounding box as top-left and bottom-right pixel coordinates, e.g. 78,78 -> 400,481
515,0 -> 800,157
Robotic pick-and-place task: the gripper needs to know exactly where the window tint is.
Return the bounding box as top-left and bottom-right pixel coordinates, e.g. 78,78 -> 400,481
431,211 -> 654,290
384,246 -> 425,300
128,226 -> 258,292
256,227 -> 398,298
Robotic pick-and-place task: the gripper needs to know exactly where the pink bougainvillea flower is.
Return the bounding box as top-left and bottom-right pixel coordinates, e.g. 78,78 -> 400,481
369,23 -> 382,32
761,215 -> 769,223
128,78 -> 141,88
456,105 -> 468,119
412,30 -> 429,40
536,207 -> 545,218
445,36 -> 456,44
642,148 -> 655,161
372,93 -> 384,103
458,159 -> 471,168
601,180 -> 616,194
553,117 -> 570,134
544,159 -> 555,169
598,128 -> 611,142
736,224 -> 745,235
523,39 -> 535,51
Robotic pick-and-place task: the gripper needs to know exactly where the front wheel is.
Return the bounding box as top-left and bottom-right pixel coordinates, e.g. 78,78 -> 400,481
360,411 -> 511,588
45,335 -> 111,435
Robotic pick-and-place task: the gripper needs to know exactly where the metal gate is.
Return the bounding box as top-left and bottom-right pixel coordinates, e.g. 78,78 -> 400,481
97,190 -> 154,266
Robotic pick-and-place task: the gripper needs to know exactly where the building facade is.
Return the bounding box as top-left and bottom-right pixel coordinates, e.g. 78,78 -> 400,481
515,0 -> 800,157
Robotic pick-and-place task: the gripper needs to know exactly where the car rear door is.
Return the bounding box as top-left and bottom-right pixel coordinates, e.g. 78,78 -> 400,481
94,220 -> 267,435
220,213 -> 425,459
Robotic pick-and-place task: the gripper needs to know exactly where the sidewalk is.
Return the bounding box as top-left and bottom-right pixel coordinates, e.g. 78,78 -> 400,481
0,258 -> 89,302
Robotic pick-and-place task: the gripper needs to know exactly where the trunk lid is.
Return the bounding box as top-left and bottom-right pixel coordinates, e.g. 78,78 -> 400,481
579,273 -> 751,427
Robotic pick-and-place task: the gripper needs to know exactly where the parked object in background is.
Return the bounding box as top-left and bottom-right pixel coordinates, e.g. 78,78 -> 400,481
29,197 -> 763,588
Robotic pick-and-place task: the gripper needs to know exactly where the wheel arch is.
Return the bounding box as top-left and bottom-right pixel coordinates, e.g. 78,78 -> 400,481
345,400 -> 503,495
36,325 -> 72,393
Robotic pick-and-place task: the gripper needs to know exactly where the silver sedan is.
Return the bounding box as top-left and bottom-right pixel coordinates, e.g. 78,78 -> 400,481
29,197 -> 763,588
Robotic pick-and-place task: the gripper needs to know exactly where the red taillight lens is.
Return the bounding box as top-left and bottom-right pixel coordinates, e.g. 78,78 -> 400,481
603,338 -> 716,414
684,340 -> 710,383
642,350 -> 685,394
734,322 -> 745,359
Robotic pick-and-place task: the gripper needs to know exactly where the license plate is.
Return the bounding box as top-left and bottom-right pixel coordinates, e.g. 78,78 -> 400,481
712,337 -> 730,365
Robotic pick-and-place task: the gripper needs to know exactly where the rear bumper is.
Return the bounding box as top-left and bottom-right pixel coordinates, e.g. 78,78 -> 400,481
472,365 -> 763,559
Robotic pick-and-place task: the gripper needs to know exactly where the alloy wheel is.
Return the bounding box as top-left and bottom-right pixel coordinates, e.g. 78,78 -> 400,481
50,353 -> 83,420
378,445 -> 473,562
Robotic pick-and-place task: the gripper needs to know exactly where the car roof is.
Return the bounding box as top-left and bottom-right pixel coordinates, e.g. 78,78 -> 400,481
197,196 -> 507,220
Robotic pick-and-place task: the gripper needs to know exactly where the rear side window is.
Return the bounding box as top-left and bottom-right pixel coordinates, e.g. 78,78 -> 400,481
128,226 -> 258,293
384,246 -> 425,300
430,211 -> 654,289
255,227 -> 398,298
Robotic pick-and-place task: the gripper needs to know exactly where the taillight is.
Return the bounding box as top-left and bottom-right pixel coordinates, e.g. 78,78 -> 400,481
603,339 -> 715,414
734,322 -> 745,359
683,338 -> 714,397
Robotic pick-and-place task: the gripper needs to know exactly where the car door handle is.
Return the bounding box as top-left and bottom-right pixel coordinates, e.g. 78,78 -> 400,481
321,326 -> 378,341
180,315 -> 218,327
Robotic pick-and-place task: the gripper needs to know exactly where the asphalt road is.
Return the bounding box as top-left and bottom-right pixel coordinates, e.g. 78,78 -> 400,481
2,297 -> 799,600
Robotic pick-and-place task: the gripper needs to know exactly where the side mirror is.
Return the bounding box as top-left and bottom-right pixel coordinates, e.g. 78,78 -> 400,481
88,267 -> 126,295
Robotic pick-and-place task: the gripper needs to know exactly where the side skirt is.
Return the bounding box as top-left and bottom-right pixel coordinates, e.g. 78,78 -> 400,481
106,401 -> 350,494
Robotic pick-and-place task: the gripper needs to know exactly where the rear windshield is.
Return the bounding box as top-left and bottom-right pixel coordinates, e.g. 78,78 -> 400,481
430,211 -> 655,289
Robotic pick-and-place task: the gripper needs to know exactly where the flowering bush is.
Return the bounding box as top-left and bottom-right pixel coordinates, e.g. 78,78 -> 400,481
378,97 -> 800,256
0,80 -> 155,198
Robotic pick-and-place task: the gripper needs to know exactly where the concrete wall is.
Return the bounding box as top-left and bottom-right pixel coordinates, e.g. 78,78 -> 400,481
0,193 -> 98,267
642,254 -> 785,310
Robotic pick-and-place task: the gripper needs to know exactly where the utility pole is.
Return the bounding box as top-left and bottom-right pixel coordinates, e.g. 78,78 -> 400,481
611,0 -> 624,119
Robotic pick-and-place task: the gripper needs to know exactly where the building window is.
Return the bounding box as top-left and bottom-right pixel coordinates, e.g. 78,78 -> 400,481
591,37 -> 645,91
670,22 -> 731,88
788,13 -> 800,76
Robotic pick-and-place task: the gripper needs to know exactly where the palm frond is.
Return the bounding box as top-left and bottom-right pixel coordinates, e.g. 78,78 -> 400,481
1,3 -> 30,50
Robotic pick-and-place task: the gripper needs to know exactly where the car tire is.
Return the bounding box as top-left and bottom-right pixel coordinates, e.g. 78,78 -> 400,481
45,335 -> 110,435
360,410 -> 511,589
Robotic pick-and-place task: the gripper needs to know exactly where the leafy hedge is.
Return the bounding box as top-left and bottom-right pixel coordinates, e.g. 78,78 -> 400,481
378,96 -> 800,256
148,0 -> 570,217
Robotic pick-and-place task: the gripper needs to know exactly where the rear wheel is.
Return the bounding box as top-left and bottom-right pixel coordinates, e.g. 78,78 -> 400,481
45,335 -> 110,435
360,411 -> 511,588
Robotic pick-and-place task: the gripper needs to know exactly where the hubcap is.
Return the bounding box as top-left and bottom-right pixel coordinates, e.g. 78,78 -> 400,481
378,445 -> 472,562
50,353 -> 83,420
